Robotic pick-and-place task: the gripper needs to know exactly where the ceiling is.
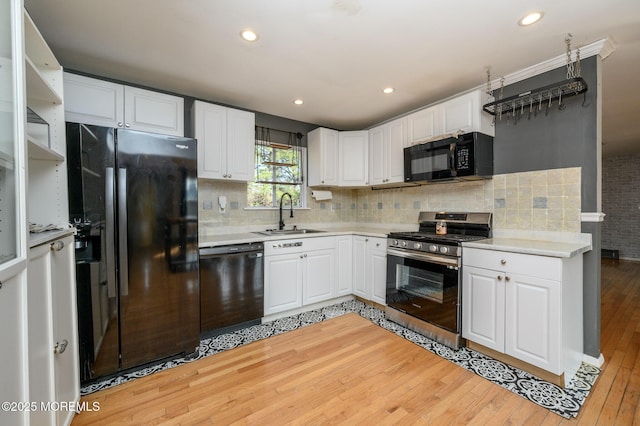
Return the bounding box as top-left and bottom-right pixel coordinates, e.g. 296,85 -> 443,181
24,0 -> 640,156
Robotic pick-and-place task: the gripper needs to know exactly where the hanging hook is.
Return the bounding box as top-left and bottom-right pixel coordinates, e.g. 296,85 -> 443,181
582,91 -> 591,108
558,88 -> 566,111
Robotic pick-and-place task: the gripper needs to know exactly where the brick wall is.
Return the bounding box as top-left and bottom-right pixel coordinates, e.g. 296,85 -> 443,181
602,153 -> 640,260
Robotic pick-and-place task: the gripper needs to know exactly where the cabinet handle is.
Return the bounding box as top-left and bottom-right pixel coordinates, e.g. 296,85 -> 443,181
117,122 -> 123,127
300,255 -> 304,259
54,339 -> 68,355
223,174 -> 228,178
500,259 -> 507,265
304,254 -> 307,258
497,275 -> 503,281
376,243 -> 380,247
321,180 -> 324,184
228,174 -> 232,178
365,238 -> 369,242
50,240 -> 65,251
505,276 -> 510,282
125,122 -> 131,128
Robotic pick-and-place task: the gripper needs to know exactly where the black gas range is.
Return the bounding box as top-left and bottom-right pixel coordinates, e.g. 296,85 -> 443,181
385,212 -> 492,349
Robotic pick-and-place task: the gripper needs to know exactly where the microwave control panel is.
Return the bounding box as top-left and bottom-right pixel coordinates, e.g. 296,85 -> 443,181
456,146 -> 471,170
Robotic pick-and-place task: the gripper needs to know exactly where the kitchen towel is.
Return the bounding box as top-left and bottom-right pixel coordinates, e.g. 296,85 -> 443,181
311,190 -> 333,201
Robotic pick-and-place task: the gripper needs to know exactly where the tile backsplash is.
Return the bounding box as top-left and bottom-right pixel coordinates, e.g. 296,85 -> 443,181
198,167 -> 581,238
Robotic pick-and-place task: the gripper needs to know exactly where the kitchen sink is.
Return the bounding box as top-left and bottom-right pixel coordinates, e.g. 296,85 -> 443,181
253,228 -> 326,236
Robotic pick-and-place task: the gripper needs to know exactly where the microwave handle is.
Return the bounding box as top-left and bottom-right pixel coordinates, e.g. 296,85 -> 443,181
449,143 -> 458,177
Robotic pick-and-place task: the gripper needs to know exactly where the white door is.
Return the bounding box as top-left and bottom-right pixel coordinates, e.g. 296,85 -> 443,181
368,125 -> 385,185
264,254 -> 303,315
335,236 -> 353,296
386,117 -> 407,183
194,100 -> 227,179
51,236 -> 80,426
407,106 -> 439,144
339,131 -> 368,186
352,237 -> 368,298
303,249 -> 334,305
441,91 -> 476,134
505,273 -> 561,373
124,86 -> 184,136
368,243 -> 388,305
462,265 -> 504,352
64,72 -> 124,128
225,108 -> 255,182
27,245 -> 56,426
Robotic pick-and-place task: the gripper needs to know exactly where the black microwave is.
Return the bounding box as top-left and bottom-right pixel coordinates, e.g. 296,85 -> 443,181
404,132 -> 493,183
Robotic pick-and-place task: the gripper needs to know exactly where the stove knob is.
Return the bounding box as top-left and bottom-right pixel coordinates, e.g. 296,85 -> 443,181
393,239 -> 399,246
400,241 -> 407,248
440,246 -> 449,254
414,242 -> 422,250
429,245 -> 438,252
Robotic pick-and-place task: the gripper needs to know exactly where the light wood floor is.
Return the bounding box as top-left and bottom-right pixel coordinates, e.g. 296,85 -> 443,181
72,259 -> 640,425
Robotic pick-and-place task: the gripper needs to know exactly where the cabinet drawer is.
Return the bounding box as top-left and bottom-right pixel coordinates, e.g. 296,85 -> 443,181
265,236 -> 334,256
463,247 -> 561,281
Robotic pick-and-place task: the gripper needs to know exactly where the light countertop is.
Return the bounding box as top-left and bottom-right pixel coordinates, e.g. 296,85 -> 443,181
463,231 -> 592,258
198,225 -> 406,248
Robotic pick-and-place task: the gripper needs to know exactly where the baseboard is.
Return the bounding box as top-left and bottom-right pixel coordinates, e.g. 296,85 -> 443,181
583,353 -> 605,368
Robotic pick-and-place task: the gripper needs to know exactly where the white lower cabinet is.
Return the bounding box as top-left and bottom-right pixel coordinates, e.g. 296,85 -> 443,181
352,236 -> 387,305
28,235 -> 80,426
335,236 -> 353,297
264,237 -> 335,315
462,247 -> 583,384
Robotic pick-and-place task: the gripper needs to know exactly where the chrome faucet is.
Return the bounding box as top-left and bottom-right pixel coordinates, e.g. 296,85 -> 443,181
279,192 -> 294,230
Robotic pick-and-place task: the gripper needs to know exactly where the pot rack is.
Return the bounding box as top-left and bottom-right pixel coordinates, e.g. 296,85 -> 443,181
482,77 -> 588,117
482,34 -> 588,121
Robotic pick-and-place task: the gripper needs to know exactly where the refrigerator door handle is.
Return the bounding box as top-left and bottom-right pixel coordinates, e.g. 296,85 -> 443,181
105,167 -> 117,298
118,168 -> 129,297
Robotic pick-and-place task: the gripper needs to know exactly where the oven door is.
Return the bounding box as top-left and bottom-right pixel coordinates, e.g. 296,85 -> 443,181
386,248 -> 460,332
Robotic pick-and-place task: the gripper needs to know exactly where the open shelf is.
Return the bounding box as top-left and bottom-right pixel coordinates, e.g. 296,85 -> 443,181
25,56 -> 62,104
27,135 -> 64,161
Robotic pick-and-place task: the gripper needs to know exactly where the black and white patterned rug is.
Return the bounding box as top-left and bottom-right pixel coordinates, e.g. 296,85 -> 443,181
81,300 -> 599,419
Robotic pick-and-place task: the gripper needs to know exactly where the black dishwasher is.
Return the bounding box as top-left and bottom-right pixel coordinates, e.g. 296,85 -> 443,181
199,243 -> 264,337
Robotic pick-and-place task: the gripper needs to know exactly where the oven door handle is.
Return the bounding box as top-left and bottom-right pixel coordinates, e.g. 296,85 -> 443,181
387,248 -> 459,268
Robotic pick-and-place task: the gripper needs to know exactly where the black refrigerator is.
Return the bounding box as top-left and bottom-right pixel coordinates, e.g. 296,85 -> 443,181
66,122 -> 200,384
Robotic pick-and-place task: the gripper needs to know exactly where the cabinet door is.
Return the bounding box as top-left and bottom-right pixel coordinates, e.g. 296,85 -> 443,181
339,130 -> 368,186
27,244 -> 56,426
441,91 -> 477,134
51,236 -> 80,426
0,269 -> 29,426
367,241 -> 387,305
407,106 -> 439,144
462,265 -> 504,352
64,72 -> 124,128
303,249 -> 334,305
368,125 -> 385,185
193,100 -> 227,179
335,236 -> 353,297
124,86 -> 184,136
505,273 -> 561,373
308,127 -> 338,186
352,236 -> 368,298
264,253 -> 303,315
386,117 -> 407,184
226,108 -> 255,182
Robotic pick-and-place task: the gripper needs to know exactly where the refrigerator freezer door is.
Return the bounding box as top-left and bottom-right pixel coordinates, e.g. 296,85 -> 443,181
116,130 -> 199,369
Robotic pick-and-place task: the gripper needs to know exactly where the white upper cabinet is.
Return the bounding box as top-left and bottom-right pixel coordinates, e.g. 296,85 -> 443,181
369,117 -> 406,185
440,90 -> 493,136
406,90 -> 494,146
407,106 -> 439,145
338,130 -> 368,187
307,127 -> 339,187
192,100 -> 255,181
64,72 -> 184,136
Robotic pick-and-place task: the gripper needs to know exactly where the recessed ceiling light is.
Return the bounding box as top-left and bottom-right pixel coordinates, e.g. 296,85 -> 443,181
293,99 -> 304,105
383,87 -> 394,94
240,29 -> 258,42
518,12 -> 543,26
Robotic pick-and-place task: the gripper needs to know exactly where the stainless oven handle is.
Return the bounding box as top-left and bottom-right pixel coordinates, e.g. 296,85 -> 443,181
387,248 -> 459,268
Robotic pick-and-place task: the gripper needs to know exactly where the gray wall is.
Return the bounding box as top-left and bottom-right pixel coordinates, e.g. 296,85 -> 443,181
602,153 -> 640,260
493,56 -> 601,358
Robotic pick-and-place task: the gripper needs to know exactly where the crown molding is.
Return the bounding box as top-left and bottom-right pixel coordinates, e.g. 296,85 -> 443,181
490,38 -> 616,89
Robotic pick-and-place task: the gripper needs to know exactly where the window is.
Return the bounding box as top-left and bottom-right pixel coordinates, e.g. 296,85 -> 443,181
247,128 -> 306,208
